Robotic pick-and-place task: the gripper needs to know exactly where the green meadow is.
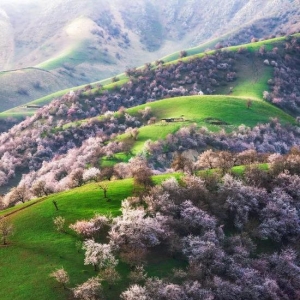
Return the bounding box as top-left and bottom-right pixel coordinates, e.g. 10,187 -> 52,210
0,174 -> 184,300
122,95 -> 294,155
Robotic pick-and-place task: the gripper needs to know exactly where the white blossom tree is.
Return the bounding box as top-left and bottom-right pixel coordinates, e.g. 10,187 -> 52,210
109,200 -> 167,250
73,277 -> 102,300
83,240 -> 118,271
70,215 -> 109,238
258,188 -> 300,242
53,216 -> 66,233
6,184 -> 30,206
196,149 -> 218,170
120,284 -> 149,300
180,200 -> 217,231
83,168 -> 101,182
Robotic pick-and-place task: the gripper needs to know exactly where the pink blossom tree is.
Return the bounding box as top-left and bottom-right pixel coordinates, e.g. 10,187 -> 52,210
73,277 -> 102,300
83,240 -> 118,271
120,284 -> 148,300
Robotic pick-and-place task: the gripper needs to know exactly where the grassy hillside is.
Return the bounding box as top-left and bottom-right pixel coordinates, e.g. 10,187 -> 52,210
0,180 -> 131,300
0,68 -> 73,114
0,28 -> 299,300
1,33 -> 295,119
0,0 -> 299,111
115,95 -> 295,156
0,174 -> 182,300
0,35 -> 298,197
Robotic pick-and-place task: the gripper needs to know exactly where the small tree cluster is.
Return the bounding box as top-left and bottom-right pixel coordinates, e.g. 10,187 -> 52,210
70,214 -> 110,238
50,268 -> 69,289
53,216 -> 66,233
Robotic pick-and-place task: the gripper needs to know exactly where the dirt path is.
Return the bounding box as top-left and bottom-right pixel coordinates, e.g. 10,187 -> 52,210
2,196 -> 47,218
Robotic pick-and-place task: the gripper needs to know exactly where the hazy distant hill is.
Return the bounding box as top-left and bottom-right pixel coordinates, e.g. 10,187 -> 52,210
0,0 -> 299,111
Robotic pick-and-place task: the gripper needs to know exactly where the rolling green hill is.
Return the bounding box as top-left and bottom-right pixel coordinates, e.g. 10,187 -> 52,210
2,33 -> 298,120
99,95 -> 295,167
0,174 -> 182,300
0,180 -> 133,300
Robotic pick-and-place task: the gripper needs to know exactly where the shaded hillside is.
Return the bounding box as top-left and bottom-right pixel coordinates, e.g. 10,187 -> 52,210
0,68 -> 71,112
0,0 -> 299,110
0,8 -> 14,70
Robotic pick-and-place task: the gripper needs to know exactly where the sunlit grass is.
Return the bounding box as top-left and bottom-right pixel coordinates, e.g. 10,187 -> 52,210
0,174 -> 184,300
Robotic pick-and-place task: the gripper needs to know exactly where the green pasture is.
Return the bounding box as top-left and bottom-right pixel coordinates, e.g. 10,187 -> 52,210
0,180 -> 132,300
100,95 -> 295,162
167,34 -> 299,66
0,175 -> 183,300
161,28 -> 300,64
128,95 -> 294,126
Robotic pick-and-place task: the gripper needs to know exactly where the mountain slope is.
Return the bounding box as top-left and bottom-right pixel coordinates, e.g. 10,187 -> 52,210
2,33 -> 299,120
0,35 -> 299,196
0,0 -> 299,111
1,34 -> 300,300
0,8 -> 14,70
